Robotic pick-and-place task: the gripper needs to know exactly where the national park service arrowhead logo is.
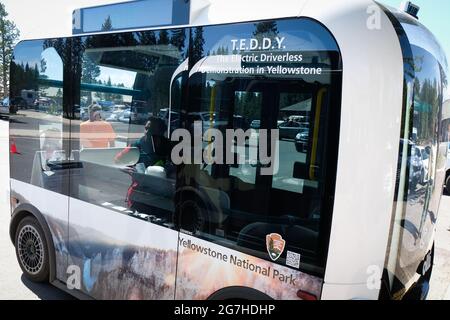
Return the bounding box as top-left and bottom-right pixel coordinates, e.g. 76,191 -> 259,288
266,233 -> 286,261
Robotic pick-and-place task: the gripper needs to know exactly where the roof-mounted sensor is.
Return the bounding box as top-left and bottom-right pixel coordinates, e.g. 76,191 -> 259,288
400,1 -> 420,19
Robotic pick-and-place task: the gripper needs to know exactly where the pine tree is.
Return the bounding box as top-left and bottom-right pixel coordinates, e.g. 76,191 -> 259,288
101,15 -> 113,31
0,3 -> 20,97
252,21 -> 279,51
170,29 -> 186,51
158,30 -> 170,45
191,27 -> 205,62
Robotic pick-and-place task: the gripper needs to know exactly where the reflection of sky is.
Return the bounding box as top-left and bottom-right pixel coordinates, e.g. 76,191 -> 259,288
97,66 -> 136,88
13,41 -> 44,70
380,1 -> 449,83
82,0 -> 172,32
203,19 -> 338,54
42,48 -> 63,81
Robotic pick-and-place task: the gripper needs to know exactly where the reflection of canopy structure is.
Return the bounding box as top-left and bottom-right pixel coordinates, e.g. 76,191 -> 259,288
442,99 -> 450,120
413,99 -> 432,113
281,98 -> 312,112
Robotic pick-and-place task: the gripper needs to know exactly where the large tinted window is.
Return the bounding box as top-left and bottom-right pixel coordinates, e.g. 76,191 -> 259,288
10,40 -> 69,194
178,19 -> 342,274
381,8 -> 447,296
69,29 -> 188,229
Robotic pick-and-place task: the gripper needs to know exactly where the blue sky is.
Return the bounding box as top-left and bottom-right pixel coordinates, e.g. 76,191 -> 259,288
379,0 -> 450,69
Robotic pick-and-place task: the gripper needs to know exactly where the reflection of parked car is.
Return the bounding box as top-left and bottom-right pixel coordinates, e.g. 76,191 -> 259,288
119,110 -> 131,123
0,97 -> 9,116
188,112 -> 246,134
278,121 -> 308,140
295,129 -> 309,153
415,146 -> 430,184
398,140 -> 423,191
80,107 -> 89,121
34,97 -> 57,112
250,120 -> 260,129
410,146 -> 424,190
107,105 -> 129,122
10,96 -> 28,110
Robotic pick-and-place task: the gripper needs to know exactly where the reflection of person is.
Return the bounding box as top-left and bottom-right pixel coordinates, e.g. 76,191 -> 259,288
40,128 -> 63,162
115,116 -> 173,212
80,105 -> 116,148
116,116 -> 171,167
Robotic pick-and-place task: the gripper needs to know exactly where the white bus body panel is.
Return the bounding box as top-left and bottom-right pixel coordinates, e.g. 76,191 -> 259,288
191,0 -> 404,298
11,179 -> 69,280
190,0 -> 307,26
301,0 -> 404,294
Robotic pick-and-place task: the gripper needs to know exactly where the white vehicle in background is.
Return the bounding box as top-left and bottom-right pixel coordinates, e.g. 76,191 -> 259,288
0,97 -> 9,117
118,109 -> 131,123
415,146 -> 431,185
106,105 -> 129,122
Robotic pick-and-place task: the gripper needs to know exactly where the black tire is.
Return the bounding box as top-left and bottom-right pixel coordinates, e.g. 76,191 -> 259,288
14,216 -> 50,282
174,197 -> 209,234
445,174 -> 450,195
403,245 -> 434,300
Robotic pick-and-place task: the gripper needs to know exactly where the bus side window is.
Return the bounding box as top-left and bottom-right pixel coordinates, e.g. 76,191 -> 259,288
70,29 -> 188,228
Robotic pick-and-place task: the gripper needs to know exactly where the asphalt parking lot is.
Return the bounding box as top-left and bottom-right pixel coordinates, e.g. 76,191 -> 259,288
0,118 -> 449,300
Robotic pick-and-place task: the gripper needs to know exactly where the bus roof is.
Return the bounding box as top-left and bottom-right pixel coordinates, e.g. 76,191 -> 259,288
73,0 -> 306,36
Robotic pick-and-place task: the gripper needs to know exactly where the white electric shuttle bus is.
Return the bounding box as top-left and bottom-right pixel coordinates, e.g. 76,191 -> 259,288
8,0 -> 449,300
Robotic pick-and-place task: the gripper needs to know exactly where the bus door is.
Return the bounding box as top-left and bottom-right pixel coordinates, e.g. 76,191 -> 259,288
174,19 -> 342,300
66,29 -> 189,299
10,39 -> 72,283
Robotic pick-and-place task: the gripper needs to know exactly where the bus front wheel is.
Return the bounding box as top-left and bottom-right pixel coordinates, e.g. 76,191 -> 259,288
14,216 -> 50,282
445,174 -> 450,195
174,197 -> 209,234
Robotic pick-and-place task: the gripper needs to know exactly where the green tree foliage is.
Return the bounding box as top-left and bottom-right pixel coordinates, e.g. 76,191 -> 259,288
9,62 -> 39,98
158,29 -> 170,45
0,2 -> 20,97
170,29 -> 186,51
191,27 -> 205,62
101,15 -> 113,31
252,21 -> 279,51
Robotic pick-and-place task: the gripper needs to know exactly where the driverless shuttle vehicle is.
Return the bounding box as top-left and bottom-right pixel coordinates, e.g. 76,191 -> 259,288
8,0 -> 449,300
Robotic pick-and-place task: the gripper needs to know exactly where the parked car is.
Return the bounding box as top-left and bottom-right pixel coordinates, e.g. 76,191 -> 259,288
250,120 -> 260,129
278,120 -> 308,140
119,110 -> 131,123
10,96 -> 28,111
295,129 -> 309,153
415,146 -> 431,185
0,97 -> 9,117
34,97 -> 57,112
398,139 -> 423,192
80,107 -> 89,121
107,105 -> 129,122
410,146 -> 424,190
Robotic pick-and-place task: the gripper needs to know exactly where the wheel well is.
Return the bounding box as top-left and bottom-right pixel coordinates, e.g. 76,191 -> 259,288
9,204 -> 57,282
207,286 -> 272,300
9,210 -> 32,244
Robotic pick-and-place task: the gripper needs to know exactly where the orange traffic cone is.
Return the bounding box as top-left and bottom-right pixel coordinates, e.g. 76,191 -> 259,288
10,139 -> 20,154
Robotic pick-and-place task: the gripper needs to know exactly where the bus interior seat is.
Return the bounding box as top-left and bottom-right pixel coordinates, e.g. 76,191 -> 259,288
79,147 -> 140,168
